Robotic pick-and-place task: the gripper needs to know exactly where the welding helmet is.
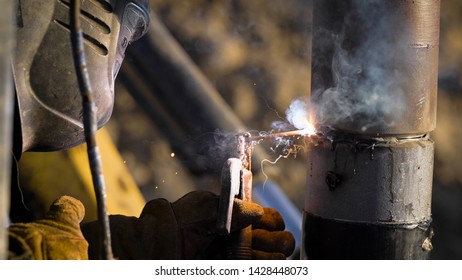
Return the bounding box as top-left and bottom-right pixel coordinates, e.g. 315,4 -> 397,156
12,0 -> 150,152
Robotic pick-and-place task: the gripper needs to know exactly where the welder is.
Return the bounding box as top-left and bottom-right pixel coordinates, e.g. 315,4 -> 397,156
6,0 -> 295,259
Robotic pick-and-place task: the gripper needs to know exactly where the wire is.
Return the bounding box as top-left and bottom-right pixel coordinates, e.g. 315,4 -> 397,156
69,0 -> 113,260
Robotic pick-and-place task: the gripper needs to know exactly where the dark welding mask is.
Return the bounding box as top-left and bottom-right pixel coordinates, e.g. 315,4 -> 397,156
12,0 -> 150,152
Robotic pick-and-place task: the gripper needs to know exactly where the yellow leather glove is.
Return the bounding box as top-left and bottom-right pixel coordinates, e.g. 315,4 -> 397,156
81,191 -> 295,259
8,196 -> 88,260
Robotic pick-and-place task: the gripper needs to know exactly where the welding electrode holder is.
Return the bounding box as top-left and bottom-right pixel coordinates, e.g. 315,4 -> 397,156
216,134 -> 253,259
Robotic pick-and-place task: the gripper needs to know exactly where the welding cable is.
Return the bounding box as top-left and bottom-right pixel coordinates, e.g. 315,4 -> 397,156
69,0 -> 114,260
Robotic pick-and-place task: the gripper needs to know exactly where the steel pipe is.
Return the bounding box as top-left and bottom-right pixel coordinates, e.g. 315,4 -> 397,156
306,136 -> 434,224
310,0 -> 440,136
304,0 -> 440,259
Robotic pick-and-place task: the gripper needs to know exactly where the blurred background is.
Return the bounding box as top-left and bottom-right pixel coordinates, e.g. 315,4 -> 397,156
17,0 -> 462,259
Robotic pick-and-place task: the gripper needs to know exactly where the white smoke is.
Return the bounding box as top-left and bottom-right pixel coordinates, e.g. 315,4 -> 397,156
285,96 -> 311,130
272,1 -> 410,135
310,1 -> 407,132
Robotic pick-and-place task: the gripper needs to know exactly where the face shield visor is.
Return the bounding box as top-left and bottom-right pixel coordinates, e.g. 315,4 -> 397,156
13,0 -> 149,152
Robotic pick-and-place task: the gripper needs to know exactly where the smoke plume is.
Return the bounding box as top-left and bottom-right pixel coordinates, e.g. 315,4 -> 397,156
285,96 -> 312,130
286,1 -> 410,133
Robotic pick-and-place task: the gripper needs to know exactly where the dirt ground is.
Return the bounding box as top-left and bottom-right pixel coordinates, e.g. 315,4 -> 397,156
104,0 -> 462,259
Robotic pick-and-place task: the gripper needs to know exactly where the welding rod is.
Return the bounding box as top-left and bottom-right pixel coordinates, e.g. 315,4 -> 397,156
250,130 -> 321,141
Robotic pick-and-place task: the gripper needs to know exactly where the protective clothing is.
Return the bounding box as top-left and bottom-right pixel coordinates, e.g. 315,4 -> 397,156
13,0 -> 150,152
8,192 -> 294,259
8,196 -> 88,260
82,191 -> 295,259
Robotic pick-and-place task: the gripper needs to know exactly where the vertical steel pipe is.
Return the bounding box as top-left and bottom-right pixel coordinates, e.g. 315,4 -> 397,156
310,0 -> 440,136
304,0 -> 440,259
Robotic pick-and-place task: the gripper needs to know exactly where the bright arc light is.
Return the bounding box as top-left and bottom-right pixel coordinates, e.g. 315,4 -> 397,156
301,119 -> 316,136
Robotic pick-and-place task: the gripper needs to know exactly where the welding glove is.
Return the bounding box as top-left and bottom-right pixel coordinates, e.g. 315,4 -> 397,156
81,191 -> 295,259
8,196 -> 88,260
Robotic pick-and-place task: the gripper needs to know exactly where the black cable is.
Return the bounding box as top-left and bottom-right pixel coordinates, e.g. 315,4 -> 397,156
69,0 -> 113,260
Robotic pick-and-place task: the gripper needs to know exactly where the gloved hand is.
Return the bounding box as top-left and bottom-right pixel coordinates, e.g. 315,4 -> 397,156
81,191 -> 295,259
8,196 -> 88,260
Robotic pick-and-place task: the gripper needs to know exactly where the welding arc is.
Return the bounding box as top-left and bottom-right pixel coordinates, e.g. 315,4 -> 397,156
70,0 -> 113,260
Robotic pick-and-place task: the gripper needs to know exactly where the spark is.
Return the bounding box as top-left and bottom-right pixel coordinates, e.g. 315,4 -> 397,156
301,120 -> 316,136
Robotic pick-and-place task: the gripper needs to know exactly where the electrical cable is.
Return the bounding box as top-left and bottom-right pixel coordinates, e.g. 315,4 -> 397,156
69,0 -> 113,260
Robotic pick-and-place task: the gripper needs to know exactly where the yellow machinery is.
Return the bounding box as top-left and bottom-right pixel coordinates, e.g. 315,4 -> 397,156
18,128 -> 146,222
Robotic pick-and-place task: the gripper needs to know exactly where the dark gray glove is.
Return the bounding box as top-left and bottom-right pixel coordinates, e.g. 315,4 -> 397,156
81,191 -> 295,259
